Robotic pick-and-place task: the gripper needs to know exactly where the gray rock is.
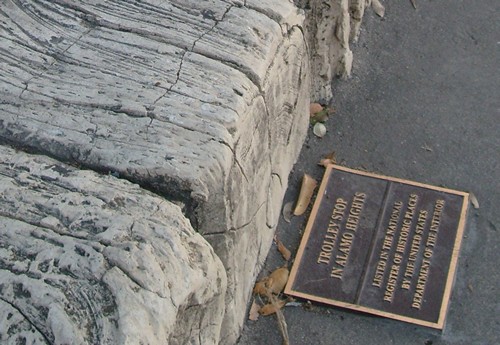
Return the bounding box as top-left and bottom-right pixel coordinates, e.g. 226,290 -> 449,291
0,147 -> 227,345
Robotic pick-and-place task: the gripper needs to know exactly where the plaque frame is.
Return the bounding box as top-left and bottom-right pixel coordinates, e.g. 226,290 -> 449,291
285,165 -> 469,329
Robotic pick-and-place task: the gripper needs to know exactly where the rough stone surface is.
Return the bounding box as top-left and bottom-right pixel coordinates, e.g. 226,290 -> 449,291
349,0 -> 372,42
0,146 -> 226,345
299,0 -> 372,100
0,0 -> 371,343
0,1 -> 309,343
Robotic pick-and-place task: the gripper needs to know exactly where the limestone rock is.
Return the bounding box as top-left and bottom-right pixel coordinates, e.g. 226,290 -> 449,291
299,0 -> 371,100
0,1 -> 309,343
349,0 -> 372,42
0,147 -> 227,345
0,0 -> 373,343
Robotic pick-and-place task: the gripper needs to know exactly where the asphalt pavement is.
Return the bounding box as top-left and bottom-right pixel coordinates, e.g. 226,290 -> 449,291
238,0 -> 499,344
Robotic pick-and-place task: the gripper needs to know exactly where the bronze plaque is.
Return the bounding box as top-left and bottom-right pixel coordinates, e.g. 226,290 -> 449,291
285,165 -> 469,329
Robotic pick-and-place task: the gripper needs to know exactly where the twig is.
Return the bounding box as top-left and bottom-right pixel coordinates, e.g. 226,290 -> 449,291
269,294 -> 290,345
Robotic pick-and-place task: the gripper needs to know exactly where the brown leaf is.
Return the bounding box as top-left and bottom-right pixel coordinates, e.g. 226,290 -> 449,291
269,295 -> 290,345
310,103 -> 323,116
276,238 -> 291,261
318,151 -> 336,167
248,299 -> 261,321
325,151 -> 336,160
294,174 -> 318,216
469,193 -> 479,209
259,299 -> 287,316
253,279 -> 269,296
267,267 -> 289,294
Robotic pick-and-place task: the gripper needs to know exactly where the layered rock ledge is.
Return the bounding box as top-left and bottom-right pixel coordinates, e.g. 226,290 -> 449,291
0,147 -> 226,344
0,0 -> 372,343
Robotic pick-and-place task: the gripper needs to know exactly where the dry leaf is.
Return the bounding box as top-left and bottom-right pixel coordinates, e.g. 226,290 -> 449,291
410,0 -> 417,9
318,151 -> 336,167
282,201 -> 294,223
372,0 -> 385,17
310,109 -> 329,124
248,299 -> 261,321
469,193 -> 479,209
310,103 -> 323,116
266,277 -> 274,292
294,174 -> 318,216
258,303 -> 277,316
253,279 -> 269,296
259,299 -> 287,316
276,239 -> 291,261
267,267 -> 289,294
270,295 -> 290,345
325,151 -> 336,160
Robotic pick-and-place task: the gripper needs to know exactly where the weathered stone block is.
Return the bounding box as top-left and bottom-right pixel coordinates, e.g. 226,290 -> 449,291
0,147 -> 226,344
0,0 -> 372,343
0,1 -> 309,343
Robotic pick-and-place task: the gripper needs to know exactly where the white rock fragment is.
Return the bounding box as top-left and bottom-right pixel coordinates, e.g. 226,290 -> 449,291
313,122 -> 327,138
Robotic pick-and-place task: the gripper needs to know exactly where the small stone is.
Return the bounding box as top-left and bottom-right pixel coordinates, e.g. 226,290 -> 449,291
313,123 -> 327,137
